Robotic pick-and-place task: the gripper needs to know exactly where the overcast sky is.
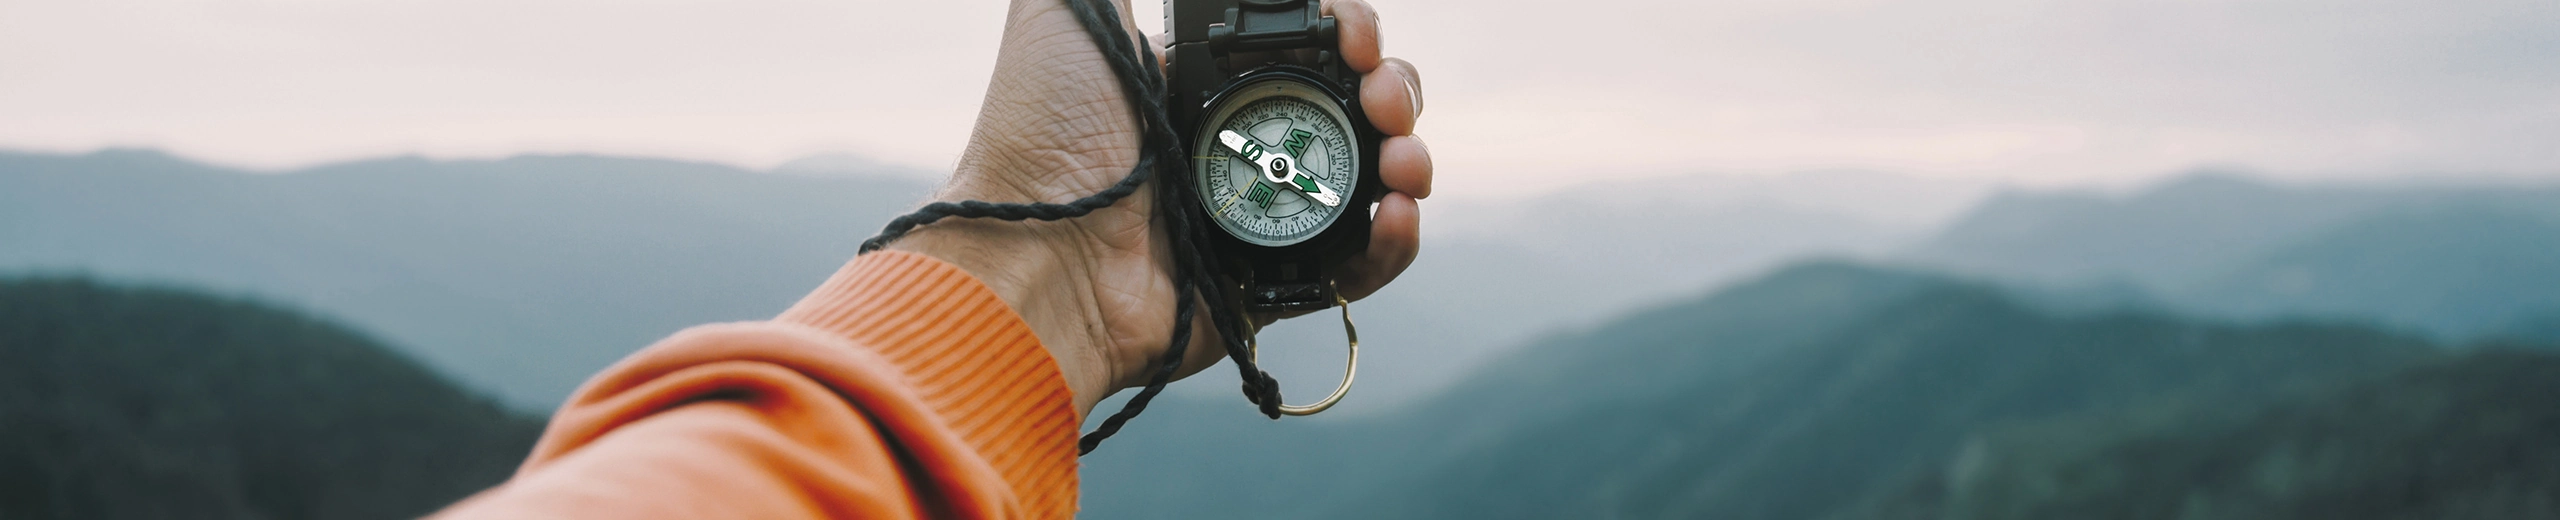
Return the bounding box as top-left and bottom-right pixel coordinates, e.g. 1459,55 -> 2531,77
4,0 -> 2557,197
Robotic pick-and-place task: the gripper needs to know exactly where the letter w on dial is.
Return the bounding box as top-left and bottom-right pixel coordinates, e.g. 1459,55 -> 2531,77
1218,130 -> 1343,207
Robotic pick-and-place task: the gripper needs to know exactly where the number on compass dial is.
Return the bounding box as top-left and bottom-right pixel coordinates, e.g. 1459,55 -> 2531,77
1195,79 -> 1359,248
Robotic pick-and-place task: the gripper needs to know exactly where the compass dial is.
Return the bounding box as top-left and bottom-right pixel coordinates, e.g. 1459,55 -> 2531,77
1195,79 -> 1359,247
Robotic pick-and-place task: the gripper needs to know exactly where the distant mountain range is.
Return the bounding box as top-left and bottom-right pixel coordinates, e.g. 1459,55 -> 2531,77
0,278 -> 539,519
2182,207 -> 2560,338
1903,173 -> 2560,340
1426,170 -> 1991,312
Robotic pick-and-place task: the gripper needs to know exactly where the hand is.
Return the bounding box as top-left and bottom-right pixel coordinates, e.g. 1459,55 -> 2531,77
891,0 -> 1430,416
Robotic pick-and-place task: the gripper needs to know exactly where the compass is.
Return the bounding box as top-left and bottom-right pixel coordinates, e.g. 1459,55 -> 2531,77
1165,0 -> 1382,415
1168,0 -> 1384,313
1199,78 -> 1357,247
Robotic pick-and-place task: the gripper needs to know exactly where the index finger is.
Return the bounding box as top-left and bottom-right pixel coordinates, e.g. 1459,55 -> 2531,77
1325,0 -> 1383,73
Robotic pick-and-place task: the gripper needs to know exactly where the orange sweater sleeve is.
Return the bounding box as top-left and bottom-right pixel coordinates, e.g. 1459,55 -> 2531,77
432,251 -> 1082,519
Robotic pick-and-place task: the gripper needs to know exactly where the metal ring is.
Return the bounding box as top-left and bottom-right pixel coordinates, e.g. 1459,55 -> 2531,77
1253,282 -> 1359,416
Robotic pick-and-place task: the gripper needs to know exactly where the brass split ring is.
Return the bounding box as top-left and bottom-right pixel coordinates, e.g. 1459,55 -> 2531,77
1249,281 -> 1360,416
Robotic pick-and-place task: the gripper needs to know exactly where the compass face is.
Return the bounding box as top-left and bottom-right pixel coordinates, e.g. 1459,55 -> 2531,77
1195,78 -> 1359,247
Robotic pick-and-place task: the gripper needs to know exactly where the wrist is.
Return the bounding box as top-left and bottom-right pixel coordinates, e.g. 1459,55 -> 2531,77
888,185 -> 1120,418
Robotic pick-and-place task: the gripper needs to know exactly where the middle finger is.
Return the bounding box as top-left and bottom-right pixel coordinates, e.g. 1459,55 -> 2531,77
1360,58 -> 1422,136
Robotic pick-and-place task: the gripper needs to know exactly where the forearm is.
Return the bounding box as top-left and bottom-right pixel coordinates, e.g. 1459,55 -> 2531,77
436,252 -> 1084,519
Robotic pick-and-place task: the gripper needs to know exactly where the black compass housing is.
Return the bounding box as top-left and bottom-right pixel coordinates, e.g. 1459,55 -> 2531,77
1168,0 -> 1386,312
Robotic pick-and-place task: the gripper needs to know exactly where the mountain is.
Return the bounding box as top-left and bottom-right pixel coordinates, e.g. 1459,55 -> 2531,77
1904,173 -> 2560,339
4,149 -> 1970,414
2180,207 -> 2560,338
1440,169 -> 1995,236
1428,170 -> 1992,311
1907,173 -> 2560,288
1080,260 -> 2451,519
0,149 -> 934,408
0,277 -> 541,520
1864,349 -> 2560,520
1338,266 -> 2444,520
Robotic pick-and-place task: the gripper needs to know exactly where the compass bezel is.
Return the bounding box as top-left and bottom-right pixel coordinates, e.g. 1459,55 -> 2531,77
1195,77 -> 1359,247
1184,65 -> 1383,288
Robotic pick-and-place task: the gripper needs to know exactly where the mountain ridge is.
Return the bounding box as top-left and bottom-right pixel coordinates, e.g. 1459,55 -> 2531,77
1904,172 -> 2560,340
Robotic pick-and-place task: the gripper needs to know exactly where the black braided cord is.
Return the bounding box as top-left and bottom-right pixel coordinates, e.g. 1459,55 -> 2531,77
857,0 -> 1289,455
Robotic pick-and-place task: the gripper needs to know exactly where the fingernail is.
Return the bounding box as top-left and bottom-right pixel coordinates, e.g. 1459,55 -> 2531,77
1372,8 -> 1385,55
1402,68 -> 1422,118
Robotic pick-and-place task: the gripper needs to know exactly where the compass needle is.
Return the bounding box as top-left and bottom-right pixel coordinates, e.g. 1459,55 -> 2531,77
1216,129 -> 1343,208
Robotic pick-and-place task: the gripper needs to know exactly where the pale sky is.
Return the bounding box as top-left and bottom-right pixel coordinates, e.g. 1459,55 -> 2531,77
4,0 -> 2558,198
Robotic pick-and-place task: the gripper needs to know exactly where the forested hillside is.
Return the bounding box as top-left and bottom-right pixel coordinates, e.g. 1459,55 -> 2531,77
1334,264 -> 2443,519
1866,350 -> 2560,520
0,278 -> 541,520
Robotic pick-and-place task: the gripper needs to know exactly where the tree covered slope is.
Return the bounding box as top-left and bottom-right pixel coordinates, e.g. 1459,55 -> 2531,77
0,278 -> 541,520
1866,349 -> 2560,520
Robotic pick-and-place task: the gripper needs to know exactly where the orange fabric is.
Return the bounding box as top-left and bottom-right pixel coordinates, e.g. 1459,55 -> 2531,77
434,251 -> 1082,519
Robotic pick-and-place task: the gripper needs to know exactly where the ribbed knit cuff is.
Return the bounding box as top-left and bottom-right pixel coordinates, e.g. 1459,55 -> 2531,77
776,251 -> 1080,518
